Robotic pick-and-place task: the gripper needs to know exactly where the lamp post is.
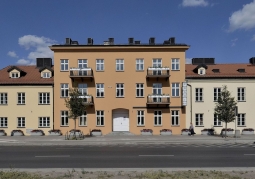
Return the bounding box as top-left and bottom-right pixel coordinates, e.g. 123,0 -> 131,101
187,84 -> 192,123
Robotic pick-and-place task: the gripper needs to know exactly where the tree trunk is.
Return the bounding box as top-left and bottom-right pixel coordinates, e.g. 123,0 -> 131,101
74,118 -> 76,130
225,122 -> 227,138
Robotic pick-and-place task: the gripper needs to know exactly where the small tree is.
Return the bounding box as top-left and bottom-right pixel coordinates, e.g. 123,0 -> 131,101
214,85 -> 237,138
65,88 -> 87,131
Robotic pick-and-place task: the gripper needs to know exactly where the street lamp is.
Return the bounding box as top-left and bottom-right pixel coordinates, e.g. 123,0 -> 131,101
187,83 -> 192,123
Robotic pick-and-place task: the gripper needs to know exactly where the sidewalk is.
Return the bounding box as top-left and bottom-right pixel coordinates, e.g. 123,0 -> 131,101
0,134 -> 254,146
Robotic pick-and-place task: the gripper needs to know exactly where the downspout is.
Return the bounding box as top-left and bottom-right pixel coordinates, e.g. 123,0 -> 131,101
187,84 -> 192,123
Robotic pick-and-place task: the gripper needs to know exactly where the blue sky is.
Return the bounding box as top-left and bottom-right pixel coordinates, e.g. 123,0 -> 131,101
1,0 -> 255,68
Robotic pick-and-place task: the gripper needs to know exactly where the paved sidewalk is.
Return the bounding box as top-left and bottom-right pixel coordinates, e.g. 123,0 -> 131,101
0,134 -> 254,146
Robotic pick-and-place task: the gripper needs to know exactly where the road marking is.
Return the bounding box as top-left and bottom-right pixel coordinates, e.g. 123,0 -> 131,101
55,148 -> 84,149
244,154 -> 255,156
35,155 -> 70,158
139,155 -> 174,157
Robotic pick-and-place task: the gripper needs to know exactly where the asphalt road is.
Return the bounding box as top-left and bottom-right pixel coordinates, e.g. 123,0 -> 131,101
1,145 -> 255,168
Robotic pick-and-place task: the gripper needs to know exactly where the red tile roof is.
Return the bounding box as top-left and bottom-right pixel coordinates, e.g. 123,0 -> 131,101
0,65 -> 54,85
186,64 -> 255,78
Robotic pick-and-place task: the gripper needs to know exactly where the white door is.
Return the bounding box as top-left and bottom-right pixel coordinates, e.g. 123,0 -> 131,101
113,110 -> 129,131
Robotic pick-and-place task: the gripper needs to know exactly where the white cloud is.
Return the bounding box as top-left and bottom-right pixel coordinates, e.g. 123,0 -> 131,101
7,51 -> 18,58
231,38 -> 238,47
186,58 -> 192,64
251,34 -> 255,41
17,35 -> 56,65
229,0 -> 255,31
16,59 -> 31,65
182,0 -> 209,7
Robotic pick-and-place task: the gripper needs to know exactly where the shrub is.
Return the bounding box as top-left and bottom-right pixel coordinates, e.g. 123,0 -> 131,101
221,128 -> 234,131
181,128 -> 189,132
48,129 -> 61,133
91,129 -> 101,132
242,128 -> 254,132
141,129 -> 153,133
160,129 -> 172,132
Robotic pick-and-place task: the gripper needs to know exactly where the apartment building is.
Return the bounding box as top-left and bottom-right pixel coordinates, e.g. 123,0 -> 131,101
50,37 -> 189,135
0,58 -> 54,136
186,57 -> 255,134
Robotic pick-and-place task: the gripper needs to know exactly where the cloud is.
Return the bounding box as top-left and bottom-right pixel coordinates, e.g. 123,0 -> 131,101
7,51 -> 18,58
17,35 -> 56,65
186,58 -> 192,64
231,38 -> 238,47
251,34 -> 255,41
16,59 -> 31,65
182,0 -> 209,7
229,0 -> 255,31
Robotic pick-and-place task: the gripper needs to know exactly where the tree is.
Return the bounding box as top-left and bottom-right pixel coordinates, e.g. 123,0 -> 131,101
65,88 -> 87,131
214,85 -> 237,138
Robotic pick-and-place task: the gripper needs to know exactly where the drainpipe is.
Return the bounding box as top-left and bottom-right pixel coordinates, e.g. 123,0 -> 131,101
187,84 -> 192,123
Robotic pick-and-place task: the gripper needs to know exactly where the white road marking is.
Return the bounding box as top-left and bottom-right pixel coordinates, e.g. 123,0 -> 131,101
35,155 -> 70,158
139,155 -> 174,157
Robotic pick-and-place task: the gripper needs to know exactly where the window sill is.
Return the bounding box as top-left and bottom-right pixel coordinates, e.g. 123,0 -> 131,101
38,104 -> 50,105
136,70 -> 144,72
96,97 -> 104,98
60,125 -> 69,127
154,125 -> 162,127
195,126 -> 204,127
213,126 -> 223,127
38,127 -> 50,128
60,70 -> 69,72
78,125 -> 87,127
237,101 -> 246,102
171,125 -> 180,127
116,97 -> 125,98
195,101 -> 204,102
171,96 -> 180,98
137,125 -> 145,127
96,125 -> 105,127
136,97 -> 144,98
237,126 -> 246,127
17,127 -> 25,128
17,104 -> 26,105
0,127 -> 8,128
171,70 -> 180,71
60,97 -> 68,98
0,104 -> 8,106
96,70 -> 104,72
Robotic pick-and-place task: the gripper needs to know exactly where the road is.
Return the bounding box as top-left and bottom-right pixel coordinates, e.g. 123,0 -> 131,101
1,144 -> 255,168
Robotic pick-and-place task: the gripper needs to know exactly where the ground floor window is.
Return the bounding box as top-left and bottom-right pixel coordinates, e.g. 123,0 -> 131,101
0,117 -> 7,127
17,117 -> 25,127
171,110 -> 179,125
137,110 -> 144,126
214,114 -> 222,126
237,113 -> 245,126
96,111 -> 104,126
61,111 -> 68,126
39,117 -> 50,127
79,112 -> 87,126
195,114 -> 203,126
154,111 -> 162,126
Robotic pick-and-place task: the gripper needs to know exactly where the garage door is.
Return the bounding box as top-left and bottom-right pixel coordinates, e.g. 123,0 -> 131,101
113,110 -> 129,131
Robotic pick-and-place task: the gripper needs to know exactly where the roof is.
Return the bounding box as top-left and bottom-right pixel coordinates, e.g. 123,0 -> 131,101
0,65 -> 54,85
7,66 -> 23,72
186,63 -> 255,78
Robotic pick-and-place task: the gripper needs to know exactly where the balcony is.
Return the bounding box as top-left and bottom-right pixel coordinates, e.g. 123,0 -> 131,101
70,67 -> 94,81
147,94 -> 170,107
79,95 -> 94,106
146,67 -> 170,81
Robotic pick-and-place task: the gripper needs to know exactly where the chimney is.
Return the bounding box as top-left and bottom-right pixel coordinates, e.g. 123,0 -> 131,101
128,38 -> 134,45
134,41 -> 140,45
169,37 -> 175,44
149,37 -> 155,45
36,58 -> 52,68
87,38 -> 93,45
108,38 -> 114,45
249,57 -> 255,64
65,38 -> 72,45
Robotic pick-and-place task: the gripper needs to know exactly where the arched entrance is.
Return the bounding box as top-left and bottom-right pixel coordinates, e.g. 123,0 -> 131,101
112,109 -> 129,131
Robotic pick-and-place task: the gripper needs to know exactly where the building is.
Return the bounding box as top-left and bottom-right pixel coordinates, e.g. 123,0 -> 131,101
50,37 -> 189,135
0,58 -> 54,136
185,57 -> 255,134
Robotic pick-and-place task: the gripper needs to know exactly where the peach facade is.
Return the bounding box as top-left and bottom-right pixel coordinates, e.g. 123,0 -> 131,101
51,45 -> 189,135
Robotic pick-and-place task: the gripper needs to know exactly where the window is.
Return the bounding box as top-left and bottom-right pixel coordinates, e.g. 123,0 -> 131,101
39,117 -> 50,127
116,83 -> 124,97
136,59 -> 144,71
17,117 -> 25,127
96,84 -> 104,97
78,83 -> 88,95
172,83 -> 180,97
78,59 -> 88,76
154,111 -> 162,126
171,58 -> 180,70
61,111 -> 68,126
152,83 -> 162,102
199,69 -> 204,75
116,59 -> 124,71
96,111 -> 104,126
0,93 -> 7,104
214,88 -> 221,101
39,93 -> 50,104
137,110 -> 145,126
61,84 -> 69,97
195,114 -> 203,126
79,112 -> 87,126
171,111 -> 179,125
0,117 -> 7,127
60,59 -> 69,71
11,72 -> 19,78
214,114 -> 222,126
152,59 -> 162,75
17,93 -> 25,104
237,88 -> 245,101
96,59 -> 104,71
42,72 -> 50,78
136,83 -> 144,97
195,88 -> 203,102
237,114 -> 245,126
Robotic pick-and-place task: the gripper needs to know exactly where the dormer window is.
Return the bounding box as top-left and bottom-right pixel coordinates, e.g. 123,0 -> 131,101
42,72 -> 50,78
11,72 -> 19,78
198,67 -> 206,75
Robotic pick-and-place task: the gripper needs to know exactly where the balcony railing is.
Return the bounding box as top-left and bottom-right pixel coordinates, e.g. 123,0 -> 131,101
69,67 -> 94,81
146,67 -> 170,81
78,95 -> 94,106
147,94 -> 170,106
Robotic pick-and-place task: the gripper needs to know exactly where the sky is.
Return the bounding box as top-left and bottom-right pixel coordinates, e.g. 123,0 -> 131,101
0,0 -> 255,68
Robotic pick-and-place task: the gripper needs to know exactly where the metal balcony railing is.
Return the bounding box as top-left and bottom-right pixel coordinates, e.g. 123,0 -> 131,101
147,94 -> 170,105
70,67 -> 93,77
146,67 -> 170,81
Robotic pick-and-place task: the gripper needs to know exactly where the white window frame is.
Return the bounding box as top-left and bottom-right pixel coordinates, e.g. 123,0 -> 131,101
214,114 -> 222,126
17,117 -> 25,127
214,88 -> 221,101
0,93 -> 8,105
79,111 -> 87,126
172,83 -> 180,97
17,92 -> 25,104
96,83 -> 104,97
60,59 -> 69,71
137,110 -> 145,126
136,83 -> 144,97
116,83 -> 124,97
96,59 -> 104,71
171,110 -> 179,126
78,59 -> 88,68
237,113 -> 245,126
195,88 -> 203,102
195,113 -> 204,126
136,59 -> 144,71
237,87 -> 245,101
0,117 -> 7,127
11,72 -> 19,78
152,59 -> 162,75
39,117 -> 50,127
61,111 -> 69,126
61,84 -> 69,97
39,93 -> 50,104
78,83 -> 88,95
116,59 -> 124,71
96,111 -> 104,126
171,58 -> 180,70
42,72 -> 50,78
154,110 -> 162,126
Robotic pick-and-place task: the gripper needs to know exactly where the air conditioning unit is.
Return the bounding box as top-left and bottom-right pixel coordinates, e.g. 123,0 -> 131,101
71,41 -> 79,45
